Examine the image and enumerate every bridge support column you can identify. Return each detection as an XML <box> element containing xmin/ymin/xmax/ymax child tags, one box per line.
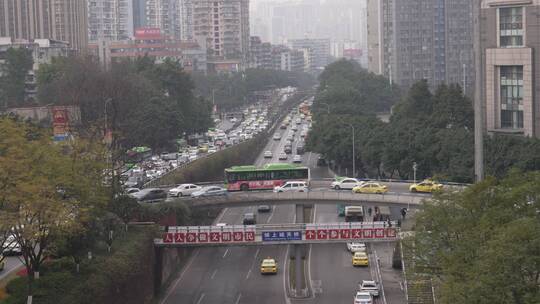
<box><xmin>294</xmin><ymin>204</ymin><xmax>305</xmax><ymax>296</ymax></box>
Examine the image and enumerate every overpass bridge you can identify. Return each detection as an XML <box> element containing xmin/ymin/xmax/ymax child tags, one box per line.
<box><xmin>169</xmin><ymin>190</ymin><xmax>430</xmax><ymax>209</ymax></box>
<box><xmin>156</xmin><ymin>222</ymin><xmax>400</xmax><ymax>247</ymax></box>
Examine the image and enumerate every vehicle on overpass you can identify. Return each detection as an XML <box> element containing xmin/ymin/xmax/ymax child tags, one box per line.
<box><xmin>168</xmin><ymin>184</ymin><xmax>202</xmax><ymax>197</ymax></box>
<box><xmin>352</xmin><ymin>182</ymin><xmax>388</xmax><ymax>194</ymax></box>
<box><xmin>132</xmin><ymin>188</ymin><xmax>167</xmax><ymax>202</ymax></box>
<box><xmin>190</xmin><ymin>186</ymin><xmax>227</xmax><ymax>198</ymax></box>
<box><xmin>373</xmin><ymin>206</ymin><xmax>391</xmax><ymax>221</ymax></box>
<box><xmin>409</xmin><ymin>179</ymin><xmax>443</xmax><ymax>193</ymax></box>
<box><xmin>345</xmin><ymin>206</ymin><xmax>364</xmax><ymax>222</ymax></box>
<box><xmin>260</xmin><ymin>258</ymin><xmax>277</xmax><ymax>274</ymax></box>
<box><xmin>331</xmin><ymin>176</ymin><xmax>364</xmax><ymax>190</ymax></box>
<box><xmin>273</xmin><ymin>181</ymin><xmax>308</xmax><ymax>193</ymax></box>
<box><xmin>224</xmin><ymin>163</ymin><xmax>310</xmax><ymax>191</ymax></box>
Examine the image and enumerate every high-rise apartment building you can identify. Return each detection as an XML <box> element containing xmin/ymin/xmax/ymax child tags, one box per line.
<box><xmin>145</xmin><ymin>0</ymin><xmax>183</xmax><ymax>40</ymax></box>
<box><xmin>0</xmin><ymin>0</ymin><xmax>88</xmax><ymax>50</ymax></box>
<box><xmin>183</xmin><ymin>0</ymin><xmax>250</xmax><ymax>63</ymax></box>
<box><xmin>366</xmin><ymin>0</ymin><xmax>474</xmax><ymax>94</ymax></box>
<box><xmin>479</xmin><ymin>0</ymin><xmax>540</xmax><ymax>137</ymax></box>
<box><xmin>288</xmin><ymin>38</ymin><xmax>330</xmax><ymax>72</ymax></box>
<box><xmin>88</xmin><ymin>0</ymin><xmax>134</xmax><ymax>42</ymax></box>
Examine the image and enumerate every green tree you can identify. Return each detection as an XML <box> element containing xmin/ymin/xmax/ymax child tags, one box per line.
<box><xmin>0</xmin><ymin>118</ymin><xmax>108</xmax><ymax>302</ymax></box>
<box><xmin>414</xmin><ymin>172</ymin><xmax>540</xmax><ymax>303</ymax></box>
<box><xmin>0</xmin><ymin>48</ymin><xmax>33</xmax><ymax>109</ymax></box>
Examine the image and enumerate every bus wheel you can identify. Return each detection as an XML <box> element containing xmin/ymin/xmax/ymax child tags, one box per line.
<box><xmin>240</xmin><ymin>184</ymin><xmax>249</xmax><ymax>191</ymax></box>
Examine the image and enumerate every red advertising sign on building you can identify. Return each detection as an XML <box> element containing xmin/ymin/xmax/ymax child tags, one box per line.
<box><xmin>135</xmin><ymin>27</ymin><xmax>162</xmax><ymax>39</ymax></box>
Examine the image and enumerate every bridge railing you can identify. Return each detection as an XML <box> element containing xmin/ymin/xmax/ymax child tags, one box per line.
<box><xmin>147</xmin><ymin>178</ymin><xmax>470</xmax><ymax>191</ymax></box>
<box><xmin>178</xmin><ymin>190</ymin><xmax>427</xmax><ymax>208</ymax></box>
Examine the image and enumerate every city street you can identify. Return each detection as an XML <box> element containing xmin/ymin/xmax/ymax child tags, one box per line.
<box><xmin>161</xmin><ymin>107</ymin><xmax>407</xmax><ymax>304</ymax></box>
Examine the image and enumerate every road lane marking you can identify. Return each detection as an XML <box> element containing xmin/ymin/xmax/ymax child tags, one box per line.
<box><xmin>246</xmin><ymin>248</ymin><xmax>260</xmax><ymax>280</ymax></box>
<box><xmin>373</xmin><ymin>249</ymin><xmax>388</xmax><ymax>304</ymax></box>
<box><xmin>235</xmin><ymin>293</ymin><xmax>242</xmax><ymax>304</ymax></box>
<box><xmin>160</xmin><ymin>248</ymin><xmax>200</xmax><ymax>304</ymax></box>
<box><xmin>210</xmin><ymin>269</ymin><xmax>218</xmax><ymax>279</ymax></box>
<box><xmin>222</xmin><ymin>248</ymin><xmax>229</xmax><ymax>258</ymax></box>
<box><xmin>266</xmin><ymin>206</ymin><xmax>276</xmax><ymax>223</ymax></box>
<box><xmin>283</xmin><ymin>245</ymin><xmax>292</xmax><ymax>304</ymax></box>
<box><xmin>196</xmin><ymin>293</ymin><xmax>205</xmax><ymax>304</ymax></box>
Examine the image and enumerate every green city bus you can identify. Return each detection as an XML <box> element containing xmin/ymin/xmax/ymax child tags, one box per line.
<box><xmin>224</xmin><ymin>163</ymin><xmax>310</xmax><ymax>191</ymax></box>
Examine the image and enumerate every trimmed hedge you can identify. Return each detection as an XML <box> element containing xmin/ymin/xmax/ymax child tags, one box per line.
<box><xmin>1</xmin><ymin>226</ymin><xmax>157</xmax><ymax>304</ymax></box>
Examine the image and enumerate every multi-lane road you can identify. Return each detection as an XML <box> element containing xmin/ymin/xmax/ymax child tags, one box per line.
<box><xmin>161</xmin><ymin>111</ymin><xmax>407</xmax><ymax>304</ymax></box>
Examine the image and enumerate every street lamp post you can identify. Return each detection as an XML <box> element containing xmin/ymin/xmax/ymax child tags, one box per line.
<box><xmin>347</xmin><ymin>123</ymin><xmax>356</xmax><ymax>177</ymax></box>
<box><xmin>320</xmin><ymin>102</ymin><xmax>330</xmax><ymax>114</ymax></box>
<box><xmin>413</xmin><ymin>162</ymin><xmax>418</xmax><ymax>183</ymax></box>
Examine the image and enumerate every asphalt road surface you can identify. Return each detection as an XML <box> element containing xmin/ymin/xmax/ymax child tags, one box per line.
<box><xmin>0</xmin><ymin>256</ymin><xmax>22</xmax><ymax>281</ymax></box>
<box><xmin>161</xmin><ymin>108</ymin><xmax>407</xmax><ymax>304</ymax></box>
<box><xmin>162</xmin><ymin>110</ymin><xmax>312</xmax><ymax>304</ymax></box>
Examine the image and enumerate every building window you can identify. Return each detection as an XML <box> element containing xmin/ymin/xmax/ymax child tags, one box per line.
<box><xmin>499</xmin><ymin>7</ymin><xmax>523</xmax><ymax>47</ymax></box>
<box><xmin>500</xmin><ymin>65</ymin><xmax>524</xmax><ymax>129</ymax></box>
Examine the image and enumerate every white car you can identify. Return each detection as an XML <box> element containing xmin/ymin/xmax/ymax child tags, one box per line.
<box><xmin>264</xmin><ymin>151</ymin><xmax>273</xmax><ymax>158</ymax></box>
<box><xmin>354</xmin><ymin>291</ymin><xmax>373</xmax><ymax>304</ymax></box>
<box><xmin>331</xmin><ymin>178</ymin><xmax>364</xmax><ymax>190</ymax></box>
<box><xmin>278</xmin><ymin>152</ymin><xmax>288</xmax><ymax>160</ymax></box>
<box><xmin>293</xmin><ymin>155</ymin><xmax>302</xmax><ymax>163</ymax></box>
<box><xmin>359</xmin><ymin>280</ymin><xmax>380</xmax><ymax>297</ymax></box>
<box><xmin>273</xmin><ymin>181</ymin><xmax>308</xmax><ymax>193</ymax></box>
<box><xmin>168</xmin><ymin>184</ymin><xmax>202</xmax><ymax>197</ymax></box>
<box><xmin>273</xmin><ymin>133</ymin><xmax>282</xmax><ymax>140</ymax></box>
<box><xmin>347</xmin><ymin>242</ymin><xmax>367</xmax><ymax>253</ymax></box>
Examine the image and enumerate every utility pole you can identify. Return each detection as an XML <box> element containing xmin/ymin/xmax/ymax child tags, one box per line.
<box><xmin>474</xmin><ymin>0</ymin><xmax>484</xmax><ymax>182</ymax></box>
<box><xmin>347</xmin><ymin>123</ymin><xmax>356</xmax><ymax>177</ymax></box>
<box><xmin>413</xmin><ymin>162</ymin><xmax>417</xmax><ymax>183</ymax></box>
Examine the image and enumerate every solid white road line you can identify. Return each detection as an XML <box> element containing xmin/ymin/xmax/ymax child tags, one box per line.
<box><xmin>235</xmin><ymin>293</ymin><xmax>242</xmax><ymax>304</ymax></box>
<box><xmin>246</xmin><ymin>248</ymin><xmax>261</xmax><ymax>280</ymax></box>
<box><xmin>266</xmin><ymin>205</ymin><xmax>276</xmax><ymax>223</ymax></box>
<box><xmin>282</xmin><ymin>245</ymin><xmax>292</xmax><ymax>304</ymax></box>
<box><xmin>373</xmin><ymin>249</ymin><xmax>388</xmax><ymax>304</ymax></box>
<box><xmin>160</xmin><ymin>248</ymin><xmax>200</xmax><ymax>304</ymax></box>
<box><xmin>196</xmin><ymin>293</ymin><xmax>205</xmax><ymax>304</ymax></box>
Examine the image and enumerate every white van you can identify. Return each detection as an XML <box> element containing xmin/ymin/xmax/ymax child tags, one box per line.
<box><xmin>273</xmin><ymin>181</ymin><xmax>308</xmax><ymax>193</ymax></box>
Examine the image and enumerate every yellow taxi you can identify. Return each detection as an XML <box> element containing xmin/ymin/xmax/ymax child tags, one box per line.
<box><xmin>352</xmin><ymin>252</ymin><xmax>369</xmax><ymax>267</ymax></box>
<box><xmin>352</xmin><ymin>182</ymin><xmax>388</xmax><ymax>194</ymax></box>
<box><xmin>409</xmin><ymin>179</ymin><xmax>443</xmax><ymax>193</ymax></box>
<box><xmin>260</xmin><ymin>258</ymin><xmax>277</xmax><ymax>274</ymax></box>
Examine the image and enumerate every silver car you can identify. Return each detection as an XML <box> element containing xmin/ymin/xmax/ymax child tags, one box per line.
<box><xmin>191</xmin><ymin>186</ymin><xmax>228</xmax><ymax>198</ymax></box>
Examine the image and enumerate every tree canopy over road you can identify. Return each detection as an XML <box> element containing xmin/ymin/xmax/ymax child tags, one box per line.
<box><xmin>308</xmin><ymin>59</ymin><xmax>540</xmax><ymax>182</ymax></box>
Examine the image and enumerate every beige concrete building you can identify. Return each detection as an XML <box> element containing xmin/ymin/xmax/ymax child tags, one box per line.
<box><xmin>183</xmin><ymin>0</ymin><xmax>250</xmax><ymax>65</ymax></box>
<box><xmin>480</xmin><ymin>0</ymin><xmax>540</xmax><ymax>137</ymax></box>
<box><xmin>0</xmin><ymin>0</ymin><xmax>88</xmax><ymax>51</ymax></box>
